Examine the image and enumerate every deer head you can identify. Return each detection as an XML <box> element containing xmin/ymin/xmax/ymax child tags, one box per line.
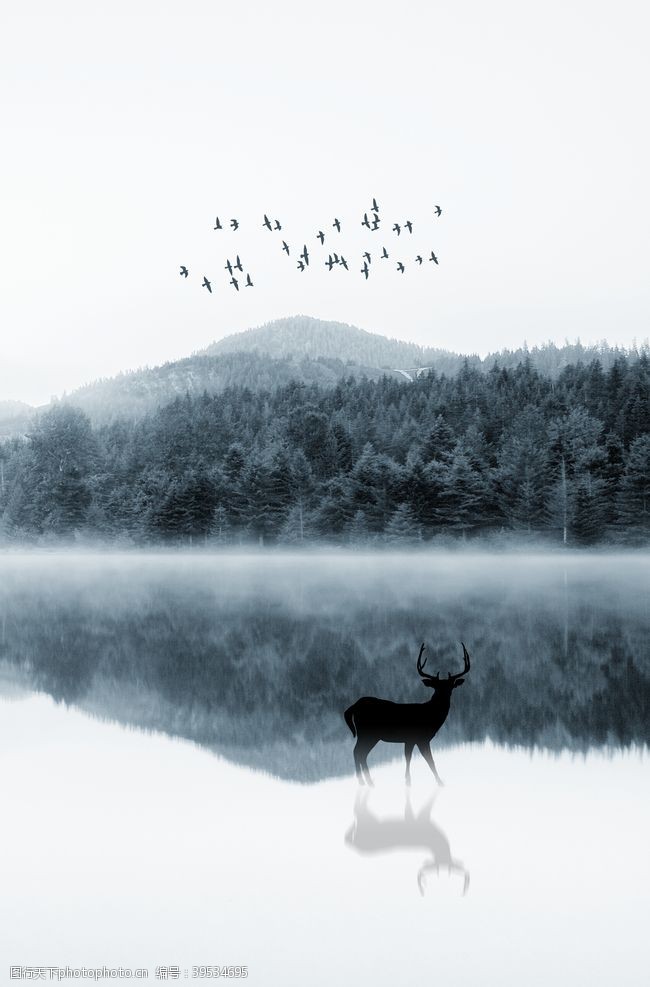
<box><xmin>417</xmin><ymin>642</ymin><xmax>471</xmax><ymax>693</ymax></box>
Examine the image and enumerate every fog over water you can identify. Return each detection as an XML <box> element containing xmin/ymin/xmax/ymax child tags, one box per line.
<box><xmin>1</xmin><ymin>552</ymin><xmax>647</xmax><ymax>780</ymax></box>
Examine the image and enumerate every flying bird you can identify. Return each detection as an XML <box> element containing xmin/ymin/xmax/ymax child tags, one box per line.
<box><xmin>381</xmin><ymin>246</ymin><xmax>389</xmax><ymax>259</ymax></box>
<box><xmin>361</xmin><ymin>262</ymin><xmax>370</xmax><ymax>280</ymax></box>
<box><xmin>245</xmin><ymin>274</ymin><xmax>254</xmax><ymax>287</ymax></box>
<box><xmin>372</xmin><ymin>198</ymin><xmax>379</xmax><ymax>212</ymax></box>
<box><xmin>300</xmin><ymin>245</ymin><xmax>310</xmax><ymax>266</ymax></box>
<box><xmin>274</xmin><ymin>219</ymin><xmax>282</xmax><ymax>231</ymax></box>
<box><xmin>230</xmin><ymin>277</ymin><xmax>239</xmax><ymax>291</ymax></box>
<box><xmin>230</xmin><ymin>219</ymin><xmax>239</xmax><ymax>230</ymax></box>
<box><xmin>340</xmin><ymin>255</ymin><xmax>348</xmax><ymax>270</ymax></box>
<box><xmin>415</xmin><ymin>255</ymin><xmax>423</xmax><ymax>265</ymax></box>
<box><xmin>297</xmin><ymin>260</ymin><xmax>305</xmax><ymax>272</ymax></box>
<box><xmin>434</xmin><ymin>205</ymin><xmax>442</xmax><ymax>217</ymax></box>
<box><xmin>282</xmin><ymin>240</ymin><xmax>290</xmax><ymax>255</ymax></box>
<box><xmin>333</xmin><ymin>218</ymin><xmax>341</xmax><ymax>232</ymax></box>
<box><xmin>317</xmin><ymin>230</ymin><xmax>325</xmax><ymax>245</ymax></box>
<box><xmin>371</xmin><ymin>213</ymin><xmax>380</xmax><ymax>230</ymax></box>
<box><xmin>404</xmin><ymin>220</ymin><xmax>413</xmax><ymax>233</ymax></box>
<box><xmin>332</xmin><ymin>252</ymin><xmax>340</xmax><ymax>264</ymax></box>
<box><xmin>361</xmin><ymin>213</ymin><xmax>371</xmax><ymax>229</ymax></box>
<box><xmin>213</xmin><ymin>217</ymin><xmax>222</xmax><ymax>230</ymax></box>
<box><xmin>202</xmin><ymin>277</ymin><xmax>212</xmax><ymax>293</ymax></box>
<box><xmin>393</xmin><ymin>223</ymin><xmax>401</xmax><ymax>236</ymax></box>
<box><xmin>225</xmin><ymin>259</ymin><xmax>233</xmax><ymax>275</ymax></box>
<box><xmin>263</xmin><ymin>214</ymin><xmax>273</xmax><ymax>230</ymax></box>
<box><xmin>363</xmin><ymin>252</ymin><xmax>371</xmax><ymax>265</ymax></box>
<box><xmin>397</xmin><ymin>262</ymin><xmax>405</xmax><ymax>274</ymax></box>
<box><xmin>429</xmin><ymin>251</ymin><xmax>439</xmax><ymax>264</ymax></box>
<box><xmin>180</xmin><ymin>265</ymin><xmax>189</xmax><ymax>277</ymax></box>
<box><xmin>326</xmin><ymin>255</ymin><xmax>335</xmax><ymax>271</ymax></box>
<box><xmin>234</xmin><ymin>255</ymin><xmax>243</xmax><ymax>272</ymax></box>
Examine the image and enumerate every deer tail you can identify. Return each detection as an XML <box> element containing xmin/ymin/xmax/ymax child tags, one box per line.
<box><xmin>344</xmin><ymin>704</ymin><xmax>357</xmax><ymax>737</ymax></box>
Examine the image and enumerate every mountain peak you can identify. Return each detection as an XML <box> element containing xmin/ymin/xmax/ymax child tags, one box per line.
<box><xmin>204</xmin><ymin>315</ymin><xmax>446</xmax><ymax>368</ymax></box>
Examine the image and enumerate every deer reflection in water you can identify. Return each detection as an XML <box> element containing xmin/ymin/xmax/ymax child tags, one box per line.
<box><xmin>345</xmin><ymin>789</ymin><xmax>470</xmax><ymax>896</ymax></box>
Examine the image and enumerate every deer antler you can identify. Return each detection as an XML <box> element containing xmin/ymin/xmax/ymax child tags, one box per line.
<box><xmin>417</xmin><ymin>642</ymin><xmax>441</xmax><ymax>685</ymax></box>
<box><xmin>447</xmin><ymin>642</ymin><xmax>471</xmax><ymax>681</ymax></box>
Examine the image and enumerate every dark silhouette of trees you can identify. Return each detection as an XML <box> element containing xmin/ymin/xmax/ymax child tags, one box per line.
<box><xmin>0</xmin><ymin>351</ymin><xmax>648</xmax><ymax>544</ymax></box>
<box><xmin>616</xmin><ymin>434</ymin><xmax>650</xmax><ymax>540</ymax></box>
<box><xmin>7</xmin><ymin>405</ymin><xmax>96</xmax><ymax>538</ymax></box>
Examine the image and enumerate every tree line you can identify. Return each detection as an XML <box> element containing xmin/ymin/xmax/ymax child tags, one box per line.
<box><xmin>1</xmin><ymin>353</ymin><xmax>649</xmax><ymax>545</ymax></box>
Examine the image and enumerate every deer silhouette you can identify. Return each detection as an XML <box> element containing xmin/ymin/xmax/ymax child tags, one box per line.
<box><xmin>345</xmin><ymin>789</ymin><xmax>469</xmax><ymax>896</ymax></box>
<box><xmin>344</xmin><ymin>642</ymin><xmax>470</xmax><ymax>786</ymax></box>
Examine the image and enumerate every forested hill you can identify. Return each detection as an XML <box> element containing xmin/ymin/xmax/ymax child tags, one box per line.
<box><xmin>57</xmin><ymin>350</ymin><xmax>388</xmax><ymax>424</ymax></box>
<box><xmin>0</xmin><ymin>401</ymin><xmax>32</xmax><ymax>440</ymax></box>
<box><xmin>20</xmin><ymin>317</ymin><xmax>643</xmax><ymax>429</ymax></box>
<box><xmin>1</xmin><ymin>352</ymin><xmax>649</xmax><ymax>546</ymax></box>
<box><xmin>204</xmin><ymin>315</ymin><xmax>464</xmax><ymax>370</ymax></box>
<box><xmin>52</xmin><ymin>317</ymin><xmax>468</xmax><ymax>424</ymax></box>
<box><xmin>205</xmin><ymin>315</ymin><xmax>642</xmax><ymax>378</ymax></box>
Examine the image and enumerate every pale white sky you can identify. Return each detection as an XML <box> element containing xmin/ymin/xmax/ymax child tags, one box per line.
<box><xmin>1</xmin><ymin>0</ymin><xmax>649</xmax><ymax>405</ymax></box>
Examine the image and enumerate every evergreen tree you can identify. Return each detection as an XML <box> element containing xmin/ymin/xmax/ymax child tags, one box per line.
<box><xmin>331</xmin><ymin>422</ymin><xmax>353</xmax><ymax>472</ymax></box>
<box><xmin>314</xmin><ymin>476</ymin><xmax>354</xmax><ymax>538</ymax></box>
<box><xmin>278</xmin><ymin>503</ymin><xmax>316</xmax><ymax>544</ymax></box>
<box><xmin>572</xmin><ymin>475</ymin><xmax>609</xmax><ymax>544</ymax></box>
<box><xmin>495</xmin><ymin>407</ymin><xmax>549</xmax><ymax>530</ymax></box>
<box><xmin>348</xmin><ymin>443</ymin><xmax>401</xmax><ymax>532</ymax></box>
<box><xmin>17</xmin><ymin>405</ymin><xmax>96</xmax><ymax>537</ymax></box>
<box><xmin>616</xmin><ymin>435</ymin><xmax>650</xmax><ymax>539</ymax></box>
<box><xmin>384</xmin><ymin>503</ymin><xmax>421</xmax><ymax>543</ymax></box>
<box><xmin>546</xmin><ymin>408</ymin><xmax>608</xmax><ymax>543</ymax></box>
<box><xmin>348</xmin><ymin>509</ymin><xmax>371</xmax><ymax>544</ymax></box>
<box><xmin>435</xmin><ymin>445</ymin><xmax>488</xmax><ymax>535</ymax></box>
<box><xmin>211</xmin><ymin>503</ymin><xmax>231</xmax><ymax>544</ymax></box>
<box><xmin>420</xmin><ymin>415</ymin><xmax>455</xmax><ymax>462</ymax></box>
<box><xmin>546</xmin><ymin>458</ymin><xmax>574</xmax><ymax>546</ymax></box>
<box><xmin>150</xmin><ymin>471</ymin><xmax>216</xmax><ymax>541</ymax></box>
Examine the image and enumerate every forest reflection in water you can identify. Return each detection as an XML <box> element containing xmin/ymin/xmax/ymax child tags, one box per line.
<box><xmin>0</xmin><ymin>551</ymin><xmax>648</xmax><ymax>781</ymax></box>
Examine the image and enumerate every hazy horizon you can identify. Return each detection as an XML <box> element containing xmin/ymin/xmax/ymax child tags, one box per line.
<box><xmin>2</xmin><ymin>313</ymin><xmax>646</xmax><ymax>411</ymax></box>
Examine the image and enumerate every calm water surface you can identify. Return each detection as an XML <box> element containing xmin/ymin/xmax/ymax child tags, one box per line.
<box><xmin>0</xmin><ymin>552</ymin><xmax>648</xmax><ymax>985</ymax></box>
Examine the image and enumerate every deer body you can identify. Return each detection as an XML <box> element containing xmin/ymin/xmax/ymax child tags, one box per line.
<box><xmin>345</xmin><ymin>693</ymin><xmax>453</xmax><ymax>744</ymax></box>
<box><xmin>344</xmin><ymin>643</ymin><xmax>470</xmax><ymax>786</ymax></box>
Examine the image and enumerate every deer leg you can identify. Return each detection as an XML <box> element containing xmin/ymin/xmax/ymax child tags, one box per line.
<box><xmin>417</xmin><ymin>742</ymin><xmax>444</xmax><ymax>786</ymax></box>
<box><xmin>356</xmin><ymin>737</ymin><xmax>378</xmax><ymax>787</ymax></box>
<box><xmin>353</xmin><ymin>740</ymin><xmax>366</xmax><ymax>785</ymax></box>
<box><xmin>404</xmin><ymin>742</ymin><xmax>414</xmax><ymax>786</ymax></box>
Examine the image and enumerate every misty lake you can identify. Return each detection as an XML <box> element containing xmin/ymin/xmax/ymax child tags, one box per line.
<box><xmin>1</xmin><ymin>552</ymin><xmax>648</xmax><ymax>985</ymax></box>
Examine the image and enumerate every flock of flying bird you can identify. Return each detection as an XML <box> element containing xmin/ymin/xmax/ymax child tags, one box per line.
<box><xmin>179</xmin><ymin>199</ymin><xmax>443</xmax><ymax>293</ymax></box>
